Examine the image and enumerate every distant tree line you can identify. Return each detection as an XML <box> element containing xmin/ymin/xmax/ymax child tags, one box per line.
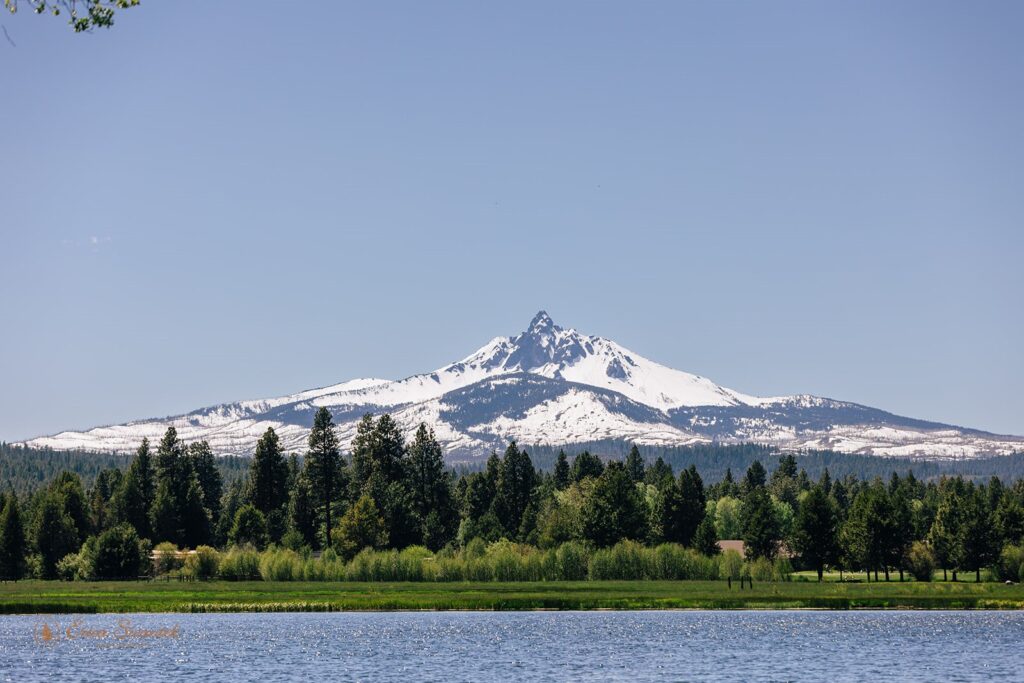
<box><xmin>1</xmin><ymin>414</ymin><xmax>1023</xmax><ymax>583</ymax></box>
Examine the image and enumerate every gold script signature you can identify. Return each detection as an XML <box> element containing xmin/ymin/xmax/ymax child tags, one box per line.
<box><xmin>34</xmin><ymin>618</ymin><xmax>181</xmax><ymax>644</ymax></box>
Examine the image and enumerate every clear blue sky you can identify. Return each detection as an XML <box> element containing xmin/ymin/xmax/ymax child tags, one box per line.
<box><xmin>2</xmin><ymin>1</ymin><xmax>1021</xmax><ymax>441</ymax></box>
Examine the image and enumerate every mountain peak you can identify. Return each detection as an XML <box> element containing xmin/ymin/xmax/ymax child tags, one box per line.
<box><xmin>527</xmin><ymin>310</ymin><xmax>558</xmax><ymax>335</ymax></box>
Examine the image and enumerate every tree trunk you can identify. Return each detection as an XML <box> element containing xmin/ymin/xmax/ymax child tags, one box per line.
<box><xmin>976</xmin><ymin>568</ymin><xmax>981</xmax><ymax>583</ymax></box>
<box><xmin>943</xmin><ymin>567</ymin><xmax>947</xmax><ymax>581</ymax></box>
<box><xmin>874</xmin><ymin>569</ymin><xmax>879</xmax><ymax>582</ymax></box>
<box><xmin>952</xmin><ymin>570</ymin><xmax>957</xmax><ymax>582</ymax></box>
<box><xmin>818</xmin><ymin>567</ymin><xmax>823</xmax><ymax>582</ymax></box>
<box><xmin>899</xmin><ymin>568</ymin><xmax>904</xmax><ymax>582</ymax></box>
<box><xmin>884</xmin><ymin>566</ymin><xmax>890</xmax><ymax>582</ymax></box>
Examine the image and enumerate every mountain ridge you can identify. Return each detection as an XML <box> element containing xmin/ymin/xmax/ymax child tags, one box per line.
<box><xmin>19</xmin><ymin>311</ymin><xmax>1024</xmax><ymax>460</ymax></box>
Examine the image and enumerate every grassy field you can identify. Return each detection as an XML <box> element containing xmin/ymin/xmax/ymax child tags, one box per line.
<box><xmin>2</xmin><ymin>579</ymin><xmax>1024</xmax><ymax>614</ymax></box>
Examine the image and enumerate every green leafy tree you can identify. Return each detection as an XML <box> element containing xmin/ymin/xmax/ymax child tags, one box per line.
<box><xmin>332</xmin><ymin>494</ymin><xmax>388</xmax><ymax>561</ymax></box>
<box><xmin>713</xmin><ymin>496</ymin><xmax>742</xmax><ymax>539</ymax></box>
<box><xmin>793</xmin><ymin>485</ymin><xmax>840</xmax><ymax>581</ymax></box>
<box><xmin>305</xmin><ymin>407</ymin><xmax>342</xmax><ymax>545</ymax></box>
<box><xmin>582</xmin><ymin>461</ymin><xmax>648</xmax><ymax>547</ymax></box>
<box><xmin>229</xmin><ymin>504</ymin><xmax>269</xmax><ymax>549</ymax></box>
<box><xmin>91</xmin><ymin>523</ymin><xmax>146</xmax><ymax>579</ymax></box>
<box><xmin>0</xmin><ymin>495</ymin><xmax>28</xmax><ymax>580</ymax></box>
<box><xmin>4</xmin><ymin>0</ymin><xmax>140</xmax><ymax>33</ymax></box>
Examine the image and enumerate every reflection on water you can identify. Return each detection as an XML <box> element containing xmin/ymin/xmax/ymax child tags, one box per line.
<box><xmin>1</xmin><ymin>610</ymin><xmax>1021</xmax><ymax>682</ymax></box>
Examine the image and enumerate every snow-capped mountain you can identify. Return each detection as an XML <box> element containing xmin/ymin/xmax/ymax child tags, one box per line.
<box><xmin>20</xmin><ymin>312</ymin><xmax>1024</xmax><ymax>460</ymax></box>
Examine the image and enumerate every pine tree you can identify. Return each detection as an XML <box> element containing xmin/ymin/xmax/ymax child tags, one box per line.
<box><xmin>332</xmin><ymin>494</ymin><xmax>388</xmax><ymax>561</ymax></box>
<box><xmin>155</xmin><ymin>427</ymin><xmax>185</xmax><ymax>484</ymax></box>
<box><xmin>740</xmin><ymin>487</ymin><xmax>780</xmax><ymax>560</ymax></box>
<box><xmin>571</xmin><ymin>451</ymin><xmax>604</xmax><ymax>483</ymax></box>
<box><xmin>553</xmin><ymin>450</ymin><xmax>570</xmax><ymax>490</ymax></box>
<box><xmin>693</xmin><ymin>515</ymin><xmax>720</xmax><ymax>557</ymax></box>
<box><xmin>793</xmin><ymin>485</ymin><xmax>840</xmax><ymax>581</ymax></box>
<box><xmin>305</xmin><ymin>407</ymin><xmax>342</xmax><ymax>545</ymax></box>
<box><xmin>929</xmin><ymin>479</ymin><xmax>966</xmax><ymax>581</ymax></box>
<box><xmin>350</xmin><ymin>413</ymin><xmax>417</xmax><ymax>548</ymax></box>
<box><xmin>664</xmin><ymin>465</ymin><xmax>706</xmax><ymax>547</ymax></box>
<box><xmin>995</xmin><ymin>492</ymin><xmax>1024</xmax><ymax>546</ymax></box>
<box><xmin>0</xmin><ymin>494</ymin><xmax>28</xmax><ymax>580</ymax></box>
<box><xmin>492</xmin><ymin>441</ymin><xmax>537</xmax><ymax>538</ymax></box>
<box><xmin>625</xmin><ymin>445</ymin><xmax>645</xmax><ymax>483</ymax></box>
<box><xmin>133</xmin><ymin>437</ymin><xmax>155</xmax><ymax>514</ymax></box>
<box><xmin>743</xmin><ymin>461</ymin><xmax>767</xmax><ymax>494</ymax></box>
<box><xmin>288</xmin><ymin>471</ymin><xmax>319</xmax><ymax>549</ymax></box>
<box><xmin>33</xmin><ymin>493</ymin><xmax>80</xmax><ymax>578</ymax></box>
<box><xmin>582</xmin><ymin>461</ymin><xmax>648</xmax><ymax>547</ymax></box>
<box><xmin>50</xmin><ymin>471</ymin><xmax>91</xmax><ymax>544</ymax></box>
<box><xmin>216</xmin><ymin>478</ymin><xmax>244</xmax><ymax>547</ymax></box>
<box><xmin>644</xmin><ymin>457</ymin><xmax>674</xmax><ymax>487</ymax></box>
<box><xmin>181</xmin><ymin>475</ymin><xmax>212</xmax><ymax>548</ymax></box>
<box><xmin>959</xmin><ymin>485</ymin><xmax>996</xmax><ymax>582</ymax></box>
<box><xmin>111</xmin><ymin>466</ymin><xmax>149</xmax><ymax>539</ymax></box>
<box><xmin>150</xmin><ymin>480</ymin><xmax>181</xmax><ymax>545</ymax></box>
<box><xmin>187</xmin><ymin>441</ymin><xmax>223</xmax><ymax>522</ymax></box>
<box><xmin>248</xmin><ymin>427</ymin><xmax>290</xmax><ymax>515</ymax></box>
<box><xmin>407</xmin><ymin>424</ymin><xmax>458</xmax><ymax>550</ymax></box>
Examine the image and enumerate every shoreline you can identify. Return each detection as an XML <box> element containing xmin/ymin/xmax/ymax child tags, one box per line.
<box><xmin>3</xmin><ymin>579</ymin><xmax>1023</xmax><ymax>614</ymax></box>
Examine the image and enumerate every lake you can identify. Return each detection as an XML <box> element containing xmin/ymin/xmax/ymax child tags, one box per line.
<box><xmin>1</xmin><ymin>610</ymin><xmax>1020</xmax><ymax>681</ymax></box>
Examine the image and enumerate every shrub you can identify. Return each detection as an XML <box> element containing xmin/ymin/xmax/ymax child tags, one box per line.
<box><xmin>718</xmin><ymin>549</ymin><xmax>744</xmax><ymax>580</ymax></box>
<box><xmin>464</xmin><ymin>537</ymin><xmax>487</xmax><ymax>559</ymax></box>
<box><xmin>332</xmin><ymin>495</ymin><xmax>389</xmax><ymax>561</ymax></box>
<box><xmin>184</xmin><ymin>545</ymin><xmax>220</xmax><ymax>580</ymax></box>
<box><xmin>259</xmin><ymin>547</ymin><xmax>302</xmax><ymax>581</ymax></box>
<box><xmin>993</xmin><ymin>545</ymin><xmax>1024</xmax><ymax>582</ymax></box>
<box><xmin>588</xmin><ymin>540</ymin><xmax>651</xmax><ymax>580</ymax></box>
<box><xmin>557</xmin><ymin>541</ymin><xmax>590</xmax><ymax>581</ymax></box>
<box><xmin>153</xmin><ymin>541</ymin><xmax>182</xmax><ymax>576</ymax></box>
<box><xmin>907</xmin><ymin>541</ymin><xmax>937</xmax><ymax>582</ymax></box>
<box><xmin>230</xmin><ymin>505</ymin><xmax>269</xmax><ymax>550</ymax></box>
<box><xmin>218</xmin><ymin>545</ymin><xmax>261</xmax><ymax>580</ymax></box>
<box><xmin>56</xmin><ymin>551</ymin><xmax>87</xmax><ymax>581</ymax></box>
<box><xmin>280</xmin><ymin>529</ymin><xmax>307</xmax><ymax>552</ymax></box>
<box><xmin>749</xmin><ymin>557</ymin><xmax>776</xmax><ymax>582</ymax></box>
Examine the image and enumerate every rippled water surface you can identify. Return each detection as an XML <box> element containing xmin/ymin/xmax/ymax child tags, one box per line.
<box><xmin>1</xmin><ymin>610</ymin><xmax>1021</xmax><ymax>682</ymax></box>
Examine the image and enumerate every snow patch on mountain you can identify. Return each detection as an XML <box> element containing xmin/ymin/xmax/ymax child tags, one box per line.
<box><xmin>19</xmin><ymin>311</ymin><xmax>1024</xmax><ymax>460</ymax></box>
